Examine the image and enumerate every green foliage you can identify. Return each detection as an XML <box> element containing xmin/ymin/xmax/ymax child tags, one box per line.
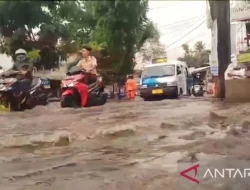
<box><xmin>0</xmin><ymin>0</ymin><xmax>158</xmax><ymax>74</ymax></box>
<box><xmin>177</xmin><ymin>41</ymin><xmax>210</xmax><ymax>68</ymax></box>
<box><xmin>138</xmin><ymin>26</ymin><xmax>167</xmax><ymax>63</ymax></box>
<box><xmin>85</xmin><ymin>0</ymin><xmax>158</xmax><ymax>75</ymax></box>
<box><xmin>0</xmin><ymin>1</ymin><xmax>91</xmax><ymax>69</ymax></box>
<box><xmin>27</xmin><ymin>49</ymin><xmax>40</xmax><ymax>64</ymax></box>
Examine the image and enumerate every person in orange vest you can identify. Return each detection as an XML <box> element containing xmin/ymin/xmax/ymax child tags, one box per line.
<box><xmin>126</xmin><ymin>74</ymin><xmax>137</xmax><ymax>100</ymax></box>
<box><xmin>212</xmin><ymin>80</ymin><xmax>216</xmax><ymax>97</ymax></box>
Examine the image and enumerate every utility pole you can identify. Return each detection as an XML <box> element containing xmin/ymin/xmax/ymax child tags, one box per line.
<box><xmin>216</xmin><ymin>0</ymin><xmax>231</xmax><ymax>99</ymax></box>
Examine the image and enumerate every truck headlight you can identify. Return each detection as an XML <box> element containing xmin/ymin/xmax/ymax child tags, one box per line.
<box><xmin>168</xmin><ymin>81</ymin><xmax>177</xmax><ymax>86</ymax></box>
<box><xmin>140</xmin><ymin>84</ymin><xmax>147</xmax><ymax>89</ymax></box>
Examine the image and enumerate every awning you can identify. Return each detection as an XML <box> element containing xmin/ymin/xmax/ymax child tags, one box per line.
<box><xmin>190</xmin><ymin>66</ymin><xmax>210</xmax><ymax>74</ymax></box>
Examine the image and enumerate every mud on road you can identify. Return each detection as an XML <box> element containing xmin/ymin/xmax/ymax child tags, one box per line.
<box><xmin>0</xmin><ymin>97</ymin><xmax>250</xmax><ymax>190</ymax></box>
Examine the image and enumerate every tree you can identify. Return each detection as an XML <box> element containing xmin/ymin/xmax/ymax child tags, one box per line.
<box><xmin>194</xmin><ymin>41</ymin><xmax>205</xmax><ymax>52</ymax></box>
<box><xmin>137</xmin><ymin>26</ymin><xmax>167</xmax><ymax>63</ymax></box>
<box><xmin>177</xmin><ymin>41</ymin><xmax>210</xmax><ymax>68</ymax></box>
<box><xmin>85</xmin><ymin>0</ymin><xmax>158</xmax><ymax>75</ymax></box>
<box><xmin>0</xmin><ymin>1</ymin><xmax>93</xmax><ymax>69</ymax></box>
<box><xmin>0</xmin><ymin>1</ymin><xmax>158</xmax><ymax>75</ymax></box>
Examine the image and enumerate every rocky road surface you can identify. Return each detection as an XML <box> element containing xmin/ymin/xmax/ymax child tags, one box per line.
<box><xmin>0</xmin><ymin>97</ymin><xmax>250</xmax><ymax>190</ymax></box>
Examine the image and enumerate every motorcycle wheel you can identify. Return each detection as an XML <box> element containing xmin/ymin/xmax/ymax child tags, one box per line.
<box><xmin>192</xmin><ymin>90</ymin><xmax>203</xmax><ymax>97</ymax></box>
<box><xmin>61</xmin><ymin>94</ymin><xmax>80</xmax><ymax>108</ymax></box>
<box><xmin>61</xmin><ymin>95</ymin><xmax>69</xmax><ymax>108</ymax></box>
<box><xmin>24</xmin><ymin>97</ymin><xmax>35</xmax><ymax>109</ymax></box>
<box><xmin>101</xmin><ymin>92</ymin><xmax>108</xmax><ymax>105</ymax></box>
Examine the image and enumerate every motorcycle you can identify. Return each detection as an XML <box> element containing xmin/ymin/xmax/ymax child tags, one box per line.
<box><xmin>60</xmin><ymin>66</ymin><xmax>107</xmax><ymax>108</ymax></box>
<box><xmin>192</xmin><ymin>83</ymin><xmax>204</xmax><ymax>97</ymax></box>
<box><xmin>0</xmin><ymin>70</ymin><xmax>49</xmax><ymax>111</ymax></box>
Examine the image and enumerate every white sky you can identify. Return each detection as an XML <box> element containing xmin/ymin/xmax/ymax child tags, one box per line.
<box><xmin>0</xmin><ymin>1</ymin><xmax>211</xmax><ymax>69</ymax></box>
<box><xmin>148</xmin><ymin>0</ymin><xmax>210</xmax><ymax>59</ymax></box>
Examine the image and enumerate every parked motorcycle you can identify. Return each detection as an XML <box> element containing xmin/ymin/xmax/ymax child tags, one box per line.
<box><xmin>0</xmin><ymin>71</ymin><xmax>49</xmax><ymax>111</ymax></box>
<box><xmin>60</xmin><ymin>66</ymin><xmax>107</xmax><ymax>108</ymax></box>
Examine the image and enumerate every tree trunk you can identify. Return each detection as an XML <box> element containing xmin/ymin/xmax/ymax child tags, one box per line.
<box><xmin>216</xmin><ymin>0</ymin><xmax>231</xmax><ymax>99</ymax></box>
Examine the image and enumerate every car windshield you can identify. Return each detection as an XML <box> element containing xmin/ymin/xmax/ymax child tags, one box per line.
<box><xmin>141</xmin><ymin>65</ymin><xmax>175</xmax><ymax>78</ymax></box>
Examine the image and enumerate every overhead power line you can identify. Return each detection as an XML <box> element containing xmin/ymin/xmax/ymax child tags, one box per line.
<box><xmin>166</xmin><ymin>19</ymin><xmax>206</xmax><ymax>49</ymax></box>
<box><xmin>160</xmin><ymin>17</ymin><xmax>206</xmax><ymax>32</ymax></box>
<box><xmin>158</xmin><ymin>14</ymin><xmax>205</xmax><ymax>29</ymax></box>
<box><xmin>160</xmin><ymin>19</ymin><xmax>204</xmax><ymax>38</ymax></box>
<box><xmin>161</xmin><ymin>18</ymin><xmax>205</xmax><ymax>36</ymax></box>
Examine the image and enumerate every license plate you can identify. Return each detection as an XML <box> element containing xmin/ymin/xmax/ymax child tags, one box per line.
<box><xmin>41</xmin><ymin>79</ymin><xmax>51</xmax><ymax>89</ymax></box>
<box><xmin>43</xmin><ymin>85</ymin><xmax>51</xmax><ymax>89</ymax></box>
<box><xmin>152</xmin><ymin>89</ymin><xmax>163</xmax><ymax>94</ymax></box>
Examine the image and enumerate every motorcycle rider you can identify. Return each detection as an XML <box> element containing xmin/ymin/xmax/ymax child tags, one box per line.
<box><xmin>12</xmin><ymin>49</ymin><xmax>33</xmax><ymax>94</ymax></box>
<box><xmin>77</xmin><ymin>46</ymin><xmax>98</xmax><ymax>84</ymax></box>
<box><xmin>76</xmin><ymin>46</ymin><xmax>98</xmax><ymax>85</ymax></box>
<box><xmin>193</xmin><ymin>72</ymin><xmax>203</xmax><ymax>85</ymax></box>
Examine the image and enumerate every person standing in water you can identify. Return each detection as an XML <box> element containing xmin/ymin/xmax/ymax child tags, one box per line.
<box><xmin>126</xmin><ymin>74</ymin><xmax>137</xmax><ymax>100</ymax></box>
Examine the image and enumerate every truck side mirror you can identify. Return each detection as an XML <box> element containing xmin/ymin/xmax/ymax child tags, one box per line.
<box><xmin>177</xmin><ymin>70</ymin><xmax>181</xmax><ymax>75</ymax></box>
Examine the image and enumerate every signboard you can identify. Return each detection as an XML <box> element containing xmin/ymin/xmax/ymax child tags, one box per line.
<box><xmin>210</xmin><ymin>66</ymin><xmax>218</xmax><ymax>76</ymax></box>
<box><xmin>238</xmin><ymin>52</ymin><xmax>250</xmax><ymax>63</ymax></box>
<box><xmin>152</xmin><ymin>57</ymin><xmax>167</xmax><ymax>64</ymax></box>
<box><xmin>210</xmin><ymin>59</ymin><xmax>219</xmax><ymax>76</ymax></box>
<box><xmin>231</xmin><ymin>4</ymin><xmax>250</xmax><ymax>21</ymax></box>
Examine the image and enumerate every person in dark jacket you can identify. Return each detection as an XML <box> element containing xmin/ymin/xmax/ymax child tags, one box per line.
<box><xmin>12</xmin><ymin>49</ymin><xmax>33</xmax><ymax>93</ymax></box>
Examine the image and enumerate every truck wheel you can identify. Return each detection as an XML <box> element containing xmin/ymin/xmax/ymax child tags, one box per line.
<box><xmin>173</xmin><ymin>89</ymin><xmax>179</xmax><ymax>99</ymax></box>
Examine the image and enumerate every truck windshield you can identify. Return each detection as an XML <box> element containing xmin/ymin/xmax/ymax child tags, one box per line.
<box><xmin>141</xmin><ymin>65</ymin><xmax>175</xmax><ymax>78</ymax></box>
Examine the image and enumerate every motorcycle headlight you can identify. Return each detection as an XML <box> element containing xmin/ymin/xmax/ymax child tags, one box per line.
<box><xmin>140</xmin><ymin>84</ymin><xmax>147</xmax><ymax>89</ymax></box>
<box><xmin>168</xmin><ymin>81</ymin><xmax>177</xmax><ymax>86</ymax></box>
<box><xmin>7</xmin><ymin>86</ymin><xmax>13</xmax><ymax>90</ymax></box>
<box><xmin>67</xmin><ymin>83</ymin><xmax>74</xmax><ymax>87</ymax></box>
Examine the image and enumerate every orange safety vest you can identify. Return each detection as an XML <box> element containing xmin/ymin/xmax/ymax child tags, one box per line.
<box><xmin>126</xmin><ymin>79</ymin><xmax>136</xmax><ymax>91</ymax></box>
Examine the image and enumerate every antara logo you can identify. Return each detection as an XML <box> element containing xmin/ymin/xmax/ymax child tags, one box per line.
<box><xmin>180</xmin><ymin>164</ymin><xmax>200</xmax><ymax>184</ymax></box>
<box><xmin>180</xmin><ymin>164</ymin><xmax>250</xmax><ymax>184</ymax></box>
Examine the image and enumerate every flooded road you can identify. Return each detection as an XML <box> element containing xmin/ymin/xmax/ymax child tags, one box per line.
<box><xmin>1</xmin><ymin>97</ymin><xmax>250</xmax><ymax>190</ymax></box>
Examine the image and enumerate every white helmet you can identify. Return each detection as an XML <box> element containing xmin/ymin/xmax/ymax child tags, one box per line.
<box><xmin>15</xmin><ymin>49</ymin><xmax>27</xmax><ymax>55</ymax></box>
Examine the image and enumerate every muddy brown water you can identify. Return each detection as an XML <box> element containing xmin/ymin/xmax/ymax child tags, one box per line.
<box><xmin>0</xmin><ymin>97</ymin><xmax>248</xmax><ymax>190</ymax></box>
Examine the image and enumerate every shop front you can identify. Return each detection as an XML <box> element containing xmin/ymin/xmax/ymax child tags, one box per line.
<box><xmin>225</xmin><ymin>2</ymin><xmax>250</xmax><ymax>101</ymax></box>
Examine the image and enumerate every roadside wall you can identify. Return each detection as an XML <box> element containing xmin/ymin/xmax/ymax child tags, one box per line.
<box><xmin>225</xmin><ymin>79</ymin><xmax>250</xmax><ymax>102</ymax></box>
